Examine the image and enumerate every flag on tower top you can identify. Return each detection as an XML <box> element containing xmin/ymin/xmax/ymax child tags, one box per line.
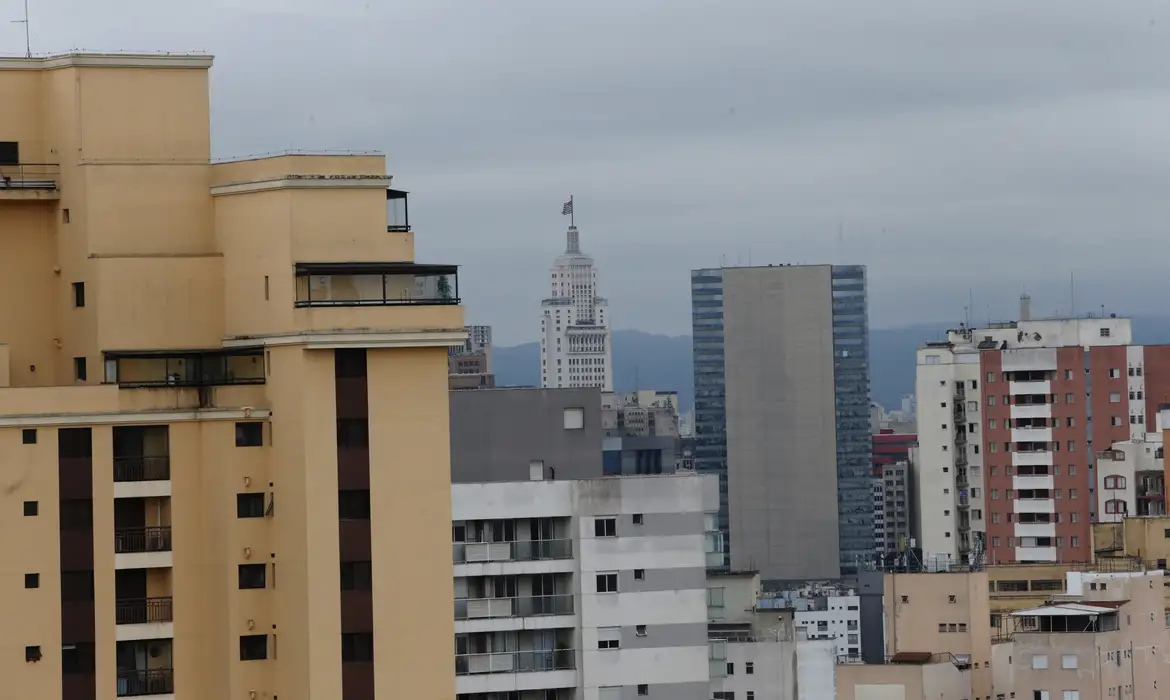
<box><xmin>562</xmin><ymin>199</ymin><xmax>573</xmax><ymax>216</ymax></box>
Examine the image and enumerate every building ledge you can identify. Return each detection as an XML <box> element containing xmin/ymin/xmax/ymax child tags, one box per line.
<box><xmin>0</xmin><ymin>52</ymin><xmax>212</xmax><ymax>70</ymax></box>
<box><xmin>223</xmin><ymin>328</ymin><xmax>467</xmax><ymax>349</ymax></box>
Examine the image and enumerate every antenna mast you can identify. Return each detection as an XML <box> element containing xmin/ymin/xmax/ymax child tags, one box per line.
<box><xmin>11</xmin><ymin>0</ymin><xmax>30</xmax><ymax>57</ymax></box>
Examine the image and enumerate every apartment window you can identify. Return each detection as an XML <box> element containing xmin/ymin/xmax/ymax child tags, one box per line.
<box><xmin>988</xmin><ymin>396</ymin><xmax>997</xmax><ymax>406</ymax></box>
<box><xmin>634</xmin><ymin>569</ymin><xmax>645</xmax><ymax>580</ymax></box>
<box><xmin>24</xmin><ymin>573</ymin><xmax>38</xmax><ymax>589</ymax></box>
<box><xmin>746</xmin><ymin>661</ymin><xmax>754</xmax><ymax>674</ymax></box>
<box><xmin>636</xmin><ymin>625</ymin><xmax>647</xmax><ymax>637</ymax></box>
<box><xmin>336</xmin><ymin>419</ymin><xmax>369</xmax><ymax>448</ymax></box>
<box><xmin>992</xmin><ymin>489</ymin><xmax>999</xmax><ymax>499</ymax></box>
<box><xmin>338</xmin><ymin>490</ymin><xmax>371</xmax><ymax>520</ymax></box>
<box><xmin>990</xmin><ymin>443</ymin><xmax>998</xmax><ymax>453</ymax></box>
<box><xmin>73</xmin><ymin>357</ymin><xmax>86</xmax><ymax>382</ymax></box>
<box><xmin>594</xmin><ymin>517</ymin><xmax>617</xmax><ymax>537</ymax></box>
<box><xmin>62</xmin><ymin>208</ymin><xmax>70</xmax><ymax>224</ymax></box>
<box><xmin>1072</xmin><ymin>512</ymin><xmax>1078</xmax><ymax>523</ymax></box>
<box><xmin>987</xmin><ymin>372</ymin><xmax>995</xmax><ymax>382</ymax></box>
<box><xmin>1062</xmin><ymin>654</ymin><xmax>1078</xmax><ymax>669</ymax></box>
<box><xmin>72</xmin><ymin>282</ymin><xmax>85</xmax><ymax>308</ymax></box>
<box><xmin>1032</xmin><ymin>654</ymin><xmax>1049</xmax><ymax>669</ymax></box>
<box><xmin>1111</xmin><ymin>416</ymin><xmax>1121</xmax><ymax>426</ymax></box>
<box><xmin>238</xmin><ymin>564</ymin><xmax>267</xmax><ymax>589</ymax></box>
<box><xmin>596</xmin><ymin>573</ymin><xmax>618</xmax><ymax>593</ymax></box>
<box><xmin>563</xmin><ymin>407</ymin><xmax>585</xmax><ymax>430</ymax></box>
<box><xmin>1104</xmin><ymin>476</ymin><xmax>1127</xmax><ymax>489</ymax></box>
<box><xmin>900</xmin><ymin>595</ymin><xmax>909</xmax><ymax>603</ymax></box>
<box><xmin>598</xmin><ymin>627</ymin><xmax>620</xmax><ymax>650</ymax></box>
<box><xmin>342</xmin><ymin>633</ymin><xmax>373</xmax><ymax>662</ymax></box>
<box><xmin>1109</xmin><ymin>392</ymin><xmax>1121</xmax><ymax>403</ymax></box>
<box><xmin>23</xmin><ymin>501</ymin><xmax>37</xmax><ymax>516</ymax></box>
<box><xmin>633</xmin><ymin>513</ymin><xmax>643</xmax><ymax>525</ymax></box>
<box><xmin>240</xmin><ymin>634</ymin><xmax>268</xmax><ymax>660</ymax></box>
<box><xmin>235</xmin><ymin>422</ymin><xmax>263</xmax><ymax>447</ymax></box>
<box><xmin>638</xmin><ymin>686</ymin><xmax>649</xmax><ymax>697</ymax></box>
<box><xmin>1069</xmin><ymin>465</ymin><xmax>1076</xmax><ymax>476</ymax></box>
<box><xmin>25</xmin><ymin>646</ymin><xmax>41</xmax><ymax>662</ymax></box>
<box><xmin>61</xmin><ymin>644</ymin><xmax>94</xmax><ymax>674</ymax></box>
<box><xmin>938</xmin><ymin>623</ymin><xmax>947</xmax><ymax>632</ymax></box>
<box><xmin>992</xmin><ymin>537</ymin><xmax>1001</xmax><ymax>547</ymax></box>
<box><xmin>236</xmin><ymin>493</ymin><xmax>266</xmax><ymax>518</ymax></box>
<box><xmin>341</xmin><ymin>561</ymin><xmax>372</xmax><ymax>590</ymax></box>
<box><xmin>1070</xmin><ymin>489</ymin><xmax>1078</xmax><ymax>500</ymax></box>
<box><xmin>727</xmin><ymin>662</ymin><xmax>735</xmax><ymax>675</ymax></box>
<box><xmin>1063</xmin><ymin>692</ymin><xmax>1079</xmax><ymax>700</ymax></box>
<box><xmin>21</xmin><ymin>429</ymin><xmax>35</xmax><ymax>445</ymax></box>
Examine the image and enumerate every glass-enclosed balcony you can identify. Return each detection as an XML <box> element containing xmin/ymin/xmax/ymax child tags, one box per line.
<box><xmin>294</xmin><ymin>262</ymin><xmax>458</xmax><ymax>307</ymax></box>
<box><xmin>103</xmin><ymin>348</ymin><xmax>264</xmax><ymax>388</ymax></box>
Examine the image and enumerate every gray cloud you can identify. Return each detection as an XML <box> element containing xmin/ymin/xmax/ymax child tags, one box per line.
<box><xmin>7</xmin><ymin>0</ymin><xmax>1170</xmax><ymax>340</ymax></box>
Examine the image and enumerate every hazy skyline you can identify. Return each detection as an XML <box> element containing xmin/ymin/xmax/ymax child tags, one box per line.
<box><xmin>5</xmin><ymin>0</ymin><xmax>1170</xmax><ymax>345</ymax></box>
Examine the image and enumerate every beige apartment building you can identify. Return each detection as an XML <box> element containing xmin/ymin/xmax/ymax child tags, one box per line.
<box><xmin>0</xmin><ymin>53</ymin><xmax>462</xmax><ymax>700</ymax></box>
<box><xmin>1010</xmin><ymin>570</ymin><xmax>1168</xmax><ymax>700</ymax></box>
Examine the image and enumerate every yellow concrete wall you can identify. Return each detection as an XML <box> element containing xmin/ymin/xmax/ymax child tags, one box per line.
<box><xmin>0</xmin><ymin>69</ymin><xmax>46</xmax><ymax>160</ymax></box>
<box><xmin>94</xmin><ymin>256</ymin><xmax>224</xmax><ymax>351</ymax></box>
<box><xmin>91</xmin><ymin>426</ymin><xmax>115</xmax><ymax>700</ymax></box>
<box><xmin>84</xmin><ymin>165</ymin><xmax>213</xmax><ymax>255</ymax></box>
<box><xmin>0</xmin><ymin>426</ymin><xmax>62</xmax><ymax>691</ymax></box>
<box><xmin>211</xmin><ymin>154</ymin><xmax>387</xmax><ymax>185</ymax></box>
<box><xmin>368</xmin><ymin>346</ymin><xmax>455</xmax><ymax>699</ymax></box>
<box><xmin>265</xmin><ymin>346</ymin><xmax>341</xmax><ymax>700</ymax></box>
<box><xmin>0</xmin><ymin>202</ymin><xmax>59</xmax><ymax>385</ymax></box>
<box><xmin>289</xmin><ymin>188</ymin><xmax>410</xmax><ymax>262</ymax></box>
<box><xmin>214</xmin><ymin>190</ymin><xmax>294</xmax><ymax>338</ymax></box>
<box><xmin>75</xmin><ymin>67</ymin><xmax>210</xmax><ymax>164</ymax></box>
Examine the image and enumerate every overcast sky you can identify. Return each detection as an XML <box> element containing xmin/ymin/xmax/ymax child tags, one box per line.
<box><xmin>5</xmin><ymin>0</ymin><xmax>1170</xmax><ymax>344</ymax></box>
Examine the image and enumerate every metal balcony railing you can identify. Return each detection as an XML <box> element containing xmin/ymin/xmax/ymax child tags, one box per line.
<box><xmin>454</xmin><ymin>594</ymin><xmax>574</xmax><ymax>620</ymax></box>
<box><xmin>113</xmin><ymin>457</ymin><xmax>171</xmax><ymax>482</ymax></box>
<box><xmin>452</xmin><ymin>538</ymin><xmax>573</xmax><ymax>564</ymax></box>
<box><xmin>455</xmin><ymin>649</ymin><xmax>575</xmax><ymax>675</ymax></box>
<box><xmin>115</xmin><ymin>597</ymin><xmax>173</xmax><ymax>625</ymax></box>
<box><xmin>115</xmin><ymin>527</ymin><xmax>172</xmax><ymax>554</ymax></box>
<box><xmin>116</xmin><ymin>669</ymin><xmax>173</xmax><ymax>697</ymax></box>
<box><xmin>0</xmin><ymin>163</ymin><xmax>59</xmax><ymax>190</ymax></box>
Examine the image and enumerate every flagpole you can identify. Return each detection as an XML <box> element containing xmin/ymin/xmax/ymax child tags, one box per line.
<box><xmin>570</xmin><ymin>194</ymin><xmax>574</xmax><ymax>227</ymax></box>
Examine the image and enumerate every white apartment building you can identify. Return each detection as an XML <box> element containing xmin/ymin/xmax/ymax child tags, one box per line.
<box><xmin>451</xmin><ymin>473</ymin><xmax>718</xmax><ymax>700</ymax></box>
<box><xmin>705</xmin><ymin>572</ymin><xmax>838</xmax><ymax>700</ymax></box>
<box><xmin>1096</xmin><ymin>429</ymin><xmax>1165</xmax><ymax>522</ymax></box>
<box><xmin>771</xmin><ymin>583</ymin><xmax>863</xmax><ymax>659</ymax></box>
<box><xmin>541</xmin><ymin>225</ymin><xmax>612</xmax><ymax>391</ymax></box>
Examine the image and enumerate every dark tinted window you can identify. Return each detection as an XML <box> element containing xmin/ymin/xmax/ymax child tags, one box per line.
<box><xmin>58</xmin><ymin>428</ymin><xmax>92</xmax><ymax>458</ymax></box>
<box><xmin>341</xmin><ymin>561</ymin><xmax>372</xmax><ymax>590</ymax></box>
<box><xmin>74</xmin><ymin>357</ymin><xmax>87</xmax><ymax>382</ymax></box>
<box><xmin>24</xmin><ymin>573</ymin><xmax>39</xmax><ymax>589</ymax></box>
<box><xmin>336</xmin><ymin>419</ymin><xmax>368</xmax><ymax>448</ymax></box>
<box><xmin>72</xmin><ymin>282</ymin><xmax>85</xmax><ymax>308</ymax></box>
<box><xmin>0</xmin><ymin>142</ymin><xmax>18</xmax><ymax>165</ymax></box>
<box><xmin>238</xmin><ymin>564</ymin><xmax>266</xmax><ymax>589</ymax></box>
<box><xmin>62</xmin><ymin>643</ymin><xmax>95</xmax><ymax>674</ymax></box>
<box><xmin>335</xmin><ymin>349</ymin><xmax>367</xmax><ymax>378</ymax></box>
<box><xmin>338</xmin><ymin>490</ymin><xmax>371</xmax><ymax>520</ymax></box>
<box><xmin>341</xmin><ymin>633</ymin><xmax>373</xmax><ymax>662</ymax></box>
<box><xmin>235</xmin><ymin>422</ymin><xmax>263</xmax><ymax>447</ymax></box>
<box><xmin>59</xmin><ymin>499</ymin><xmax>93</xmax><ymax>530</ymax></box>
<box><xmin>239</xmin><ymin>634</ymin><xmax>267</xmax><ymax>660</ymax></box>
<box><xmin>22</xmin><ymin>429</ymin><xmax>35</xmax><ymax>444</ymax></box>
<box><xmin>236</xmin><ymin>493</ymin><xmax>265</xmax><ymax>518</ymax></box>
<box><xmin>61</xmin><ymin>571</ymin><xmax>95</xmax><ymax>602</ymax></box>
<box><xmin>23</xmin><ymin>501</ymin><xmax>37</xmax><ymax>516</ymax></box>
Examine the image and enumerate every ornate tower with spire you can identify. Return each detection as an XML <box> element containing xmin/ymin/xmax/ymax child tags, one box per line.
<box><xmin>540</xmin><ymin>222</ymin><xmax>612</xmax><ymax>390</ymax></box>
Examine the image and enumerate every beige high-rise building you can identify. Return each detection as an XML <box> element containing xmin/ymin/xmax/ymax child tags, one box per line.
<box><xmin>0</xmin><ymin>53</ymin><xmax>463</xmax><ymax>700</ymax></box>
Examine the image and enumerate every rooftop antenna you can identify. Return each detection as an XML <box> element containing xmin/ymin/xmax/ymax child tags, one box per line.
<box><xmin>12</xmin><ymin>0</ymin><xmax>31</xmax><ymax>57</ymax></box>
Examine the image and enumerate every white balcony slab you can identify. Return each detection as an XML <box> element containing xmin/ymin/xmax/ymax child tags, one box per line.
<box><xmin>1013</xmin><ymin>499</ymin><xmax>1056</xmax><ymax>514</ymax></box>
<box><xmin>456</xmin><ymin>614</ymin><xmax>577</xmax><ymax>635</ymax></box>
<box><xmin>456</xmin><ymin>669</ymin><xmax>576</xmax><ymax>695</ymax></box>
<box><xmin>1013</xmin><ymin>475</ymin><xmax>1055</xmax><ymax>490</ymax></box>
<box><xmin>1010</xmin><ymin>404</ymin><xmax>1052</xmax><ymax>420</ymax></box>
<box><xmin>454</xmin><ymin>559</ymin><xmax>576</xmax><ymax>578</ymax></box>
<box><xmin>1011</xmin><ymin>428</ymin><xmax>1053</xmax><ymax>444</ymax></box>
<box><xmin>1016</xmin><ymin>546</ymin><xmax>1057</xmax><ymax>562</ymax></box>
<box><xmin>1014</xmin><ymin>523</ymin><xmax>1057</xmax><ymax>539</ymax></box>
<box><xmin>1012</xmin><ymin>451</ymin><xmax>1054</xmax><ymax>467</ymax></box>
<box><xmin>116</xmin><ymin>621</ymin><xmax>174</xmax><ymax>642</ymax></box>
<box><xmin>114</xmin><ymin>480</ymin><xmax>172</xmax><ymax>500</ymax></box>
<box><xmin>115</xmin><ymin>551</ymin><xmax>173</xmax><ymax>570</ymax></box>
<box><xmin>1009</xmin><ymin>380</ymin><xmax>1051</xmax><ymax>395</ymax></box>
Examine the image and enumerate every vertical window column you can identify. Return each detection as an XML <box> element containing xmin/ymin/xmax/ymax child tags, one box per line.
<box><xmin>59</xmin><ymin>428</ymin><xmax>95</xmax><ymax>700</ymax></box>
<box><xmin>335</xmin><ymin>349</ymin><xmax>373</xmax><ymax>700</ymax></box>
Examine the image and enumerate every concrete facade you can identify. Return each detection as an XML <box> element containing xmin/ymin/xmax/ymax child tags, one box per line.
<box><xmin>451</xmin><ymin>474</ymin><xmax>720</xmax><ymax>700</ymax></box>
<box><xmin>0</xmin><ymin>53</ymin><xmax>462</xmax><ymax>700</ymax></box>
<box><xmin>449</xmin><ymin>387</ymin><xmax>603</xmax><ymax>483</ymax></box>
<box><xmin>703</xmin><ymin>264</ymin><xmax>872</xmax><ymax>580</ymax></box>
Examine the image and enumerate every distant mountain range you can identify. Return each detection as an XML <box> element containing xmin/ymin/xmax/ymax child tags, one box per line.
<box><xmin>495</xmin><ymin>318</ymin><xmax>1170</xmax><ymax>412</ymax></box>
